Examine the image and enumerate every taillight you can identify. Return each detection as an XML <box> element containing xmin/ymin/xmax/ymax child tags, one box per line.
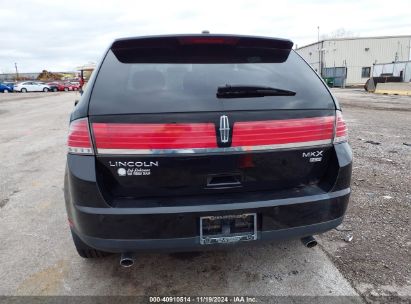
<box><xmin>92</xmin><ymin>123</ymin><xmax>217</xmax><ymax>153</ymax></box>
<box><xmin>67</xmin><ymin>118</ymin><xmax>94</xmax><ymax>154</ymax></box>
<box><xmin>232</xmin><ymin>116</ymin><xmax>335</xmax><ymax>147</ymax></box>
<box><xmin>334</xmin><ymin>111</ymin><xmax>348</xmax><ymax>143</ymax></box>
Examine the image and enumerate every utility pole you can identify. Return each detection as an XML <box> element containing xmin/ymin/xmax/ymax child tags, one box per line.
<box><xmin>317</xmin><ymin>26</ymin><xmax>321</xmax><ymax>76</ymax></box>
<box><xmin>317</xmin><ymin>26</ymin><xmax>320</xmax><ymax>43</ymax></box>
<box><xmin>14</xmin><ymin>62</ymin><xmax>19</xmax><ymax>81</ymax></box>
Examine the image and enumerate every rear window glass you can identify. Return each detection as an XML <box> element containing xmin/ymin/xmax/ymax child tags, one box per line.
<box><xmin>89</xmin><ymin>49</ymin><xmax>335</xmax><ymax>115</ymax></box>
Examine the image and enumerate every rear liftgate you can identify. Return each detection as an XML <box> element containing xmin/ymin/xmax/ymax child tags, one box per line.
<box><xmin>73</xmin><ymin>113</ymin><xmax>347</xmax><ymax>245</ymax></box>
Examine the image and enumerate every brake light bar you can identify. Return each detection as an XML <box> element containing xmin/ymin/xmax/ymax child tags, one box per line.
<box><xmin>334</xmin><ymin>111</ymin><xmax>348</xmax><ymax>143</ymax></box>
<box><xmin>67</xmin><ymin>118</ymin><xmax>94</xmax><ymax>155</ymax></box>
<box><xmin>232</xmin><ymin>116</ymin><xmax>335</xmax><ymax>148</ymax></box>
<box><xmin>93</xmin><ymin>123</ymin><xmax>217</xmax><ymax>152</ymax></box>
<box><xmin>178</xmin><ymin>37</ymin><xmax>239</xmax><ymax>45</ymax></box>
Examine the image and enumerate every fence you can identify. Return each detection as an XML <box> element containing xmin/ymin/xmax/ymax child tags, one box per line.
<box><xmin>372</xmin><ymin>61</ymin><xmax>411</xmax><ymax>82</ymax></box>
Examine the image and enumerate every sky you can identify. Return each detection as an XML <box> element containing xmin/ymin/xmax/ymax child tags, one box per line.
<box><xmin>0</xmin><ymin>0</ymin><xmax>410</xmax><ymax>73</ymax></box>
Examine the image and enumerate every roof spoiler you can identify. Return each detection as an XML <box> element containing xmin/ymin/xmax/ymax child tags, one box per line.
<box><xmin>110</xmin><ymin>34</ymin><xmax>294</xmax><ymax>64</ymax></box>
<box><xmin>112</xmin><ymin>34</ymin><xmax>293</xmax><ymax>50</ymax></box>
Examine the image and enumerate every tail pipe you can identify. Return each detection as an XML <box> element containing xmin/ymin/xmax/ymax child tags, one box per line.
<box><xmin>301</xmin><ymin>236</ymin><xmax>318</xmax><ymax>248</ymax></box>
<box><xmin>120</xmin><ymin>252</ymin><xmax>135</xmax><ymax>268</ymax></box>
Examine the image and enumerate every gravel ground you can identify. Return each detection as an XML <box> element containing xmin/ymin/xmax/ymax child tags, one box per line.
<box><xmin>319</xmin><ymin>88</ymin><xmax>411</xmax><ymax>303</ymax></box>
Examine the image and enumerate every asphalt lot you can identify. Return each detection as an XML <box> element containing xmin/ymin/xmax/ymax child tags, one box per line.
<box><xmin>0</xmin><ymin>89</ymin><xmax>409</xmax><ymax>301</ymax></box>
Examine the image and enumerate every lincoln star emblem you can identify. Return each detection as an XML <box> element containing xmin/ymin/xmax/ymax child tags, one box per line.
<box><xmin>219</xmin><ymin>115</ymin><xmax>230</xmax><ymax>143</ymax></box>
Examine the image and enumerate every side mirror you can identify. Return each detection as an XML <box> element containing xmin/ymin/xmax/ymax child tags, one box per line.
<box><xmin>74</xmin><ymin>100</ymin><xmax>79</xmax><ymax>106</ymax></box>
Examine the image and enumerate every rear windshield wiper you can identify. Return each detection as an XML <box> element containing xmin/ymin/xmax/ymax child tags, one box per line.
<box><xmin>216</xmin><ymin>85</ymin><xmax>296</xmax><ymax>98</ymax></box>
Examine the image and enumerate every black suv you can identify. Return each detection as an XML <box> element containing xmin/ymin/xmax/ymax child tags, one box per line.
<box><xmin>64</xmin><ymin>34</ymin><xmax>351</xmax><ymax>265</ymax></box>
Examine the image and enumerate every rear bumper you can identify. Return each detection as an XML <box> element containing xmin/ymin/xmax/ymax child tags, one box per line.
<box><xmin>67</xmin><ymin>186</ymin><xmax>350</xmax><ymax>253</ymax></box>
<box><xmin>72</xmin><ymin>216</ymin><xmax>344</xmax><ymax>253</ymax></box>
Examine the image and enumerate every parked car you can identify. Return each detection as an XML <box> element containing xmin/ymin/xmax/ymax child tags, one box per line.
<box><xmin>58</xmin><ymin>82</ymin><xmax>79</xmax><ymax>91</ymax></box>
<box><xmin>14</xmin><ymin>81</ymin><xmax>51</xmax><ymax>92</ymax></box>
<box><xmin>45</xmin><ymin>82</ymin><xmax>59</xmax><ymax>92</ymax></box>
<box><xmin>65</xmin><ymin>34</ymin><xmax>352</xmax><ymax>265</ymax></box>
<box><xmin>69</xmin><ymin>82</ymin><xmax>81</xmax><ymax>91</ymax></box>
<box><xmin>0</xmin><ymin>83</ymin><xmax>12</xmax><ymax>93</ymax></box>
<box><xmin>2</xmin><ymin>82</ymin><xmax>15</xmax><ymax>91</ymax></box>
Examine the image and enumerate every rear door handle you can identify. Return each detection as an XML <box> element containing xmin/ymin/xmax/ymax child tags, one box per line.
<box><xmin>206</xmin><ymin>173</ymin><xmax>242</xmax><ymax>189</ymax></box>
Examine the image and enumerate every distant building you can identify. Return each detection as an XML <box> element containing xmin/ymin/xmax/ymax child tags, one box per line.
<box><xmin>296</xmin><ymin>35</ymin><xmax>411</xmax><ymax>86</ymax></box>
<box><xmin>0</xmin><ymin>71</ymin><xmax>76</xmax><ymax>82</ymax></box>
<box><xmin>0</xmin><ymin>73</ymin><xmax>40</xmax><ymax>81</ymax></box>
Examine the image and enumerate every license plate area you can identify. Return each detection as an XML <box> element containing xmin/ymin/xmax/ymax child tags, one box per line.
<box><xmin>200</xmin><ymin>213</ymin><xmax>257</xmax><ymax>245</ymax></box>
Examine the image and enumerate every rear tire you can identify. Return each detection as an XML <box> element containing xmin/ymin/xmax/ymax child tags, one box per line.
<box><xmin>53</xmin><ymin>88</ymin><xmax>57</xmax><ymax>92</ymax></box>
<box><xmin>21</xmin><ymin>88</ymin><xmax>27</xmax><ymax>93</ymax></box>
<box><xmin>43</xmin><ymin>87</ymin><xmax>49</xmax><ymax>92</ymax></box>
<box><xmin>64</xmin><ymin>88</ymin><xmax>69</xmax><ymax>92</ymax></box>
<box><xmin>3</xmin><ymin>89</ymin><xmax>8</xmax><ymax>93</ymax></box>
<box><xmin>71</xmin><ymin>230</ymin><xmax>111</xmax><ymax>258</ymax></box>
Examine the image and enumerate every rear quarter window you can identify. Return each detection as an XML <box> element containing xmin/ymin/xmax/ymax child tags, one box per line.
<box><xmin>89</xmin><ymin>48</ymin><xmax>335</xmax><ymax>115</ymax></box>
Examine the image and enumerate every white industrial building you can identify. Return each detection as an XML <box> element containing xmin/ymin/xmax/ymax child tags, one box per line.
<box><xmin>296</xmin><ymin>35</ymin><xmax>411</xmax><ymax>86</ymax></box>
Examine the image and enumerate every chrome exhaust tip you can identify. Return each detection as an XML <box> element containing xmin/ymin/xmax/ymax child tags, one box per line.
<box><xmin>301</xmin><ymin>236</ymin><xmax>318</xmax><ymax>248</ymax></box>
<box><xmin>120</xmin><ymin>252</ymin><xmax>135</xmax><ymax>268</ymax></box>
